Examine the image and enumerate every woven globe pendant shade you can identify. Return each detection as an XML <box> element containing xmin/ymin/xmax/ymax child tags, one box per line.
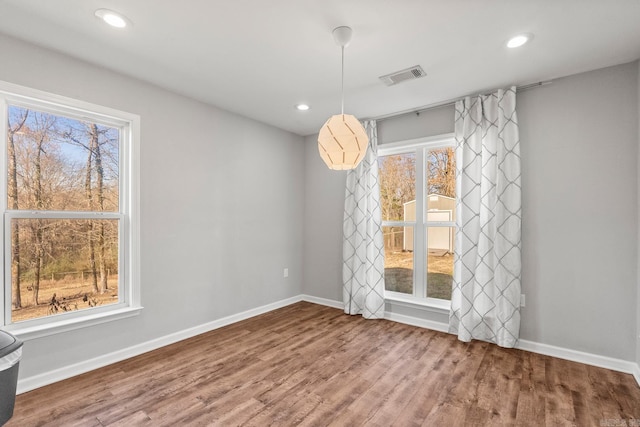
<box><xmin>318</xmin><ymin>114</ymin><xmax>368</xmax><ymax>170</ymax></box>
<box><xmin>317</xmin><ymin>26</ymin><xmax>369</xmax><ymax>170</ymax></box>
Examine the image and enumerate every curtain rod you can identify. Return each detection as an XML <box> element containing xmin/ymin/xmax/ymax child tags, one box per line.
<box><xmin>365</xmin><ymin>80</ymin><xmax>552</xmax><ymax>122</ymax></box>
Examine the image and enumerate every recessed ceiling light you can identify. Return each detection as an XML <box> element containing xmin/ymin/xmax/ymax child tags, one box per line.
<box><xmin>295</xmin><ymin>104</ymin><xmax>310</xmax><ymax>111</ymax></box>
<box><xmin>507</xmin><ymin>34</ymin><xmax>532</xmax><ymax>48</ymax></box>
<box><xmin>95</xmin><ymin>9</ymin><xmax>128</xmax><ymax>28</ymax></box>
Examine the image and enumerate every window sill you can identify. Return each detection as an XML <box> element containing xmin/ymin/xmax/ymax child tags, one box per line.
<box><xmin>385</xmin><ymin>292</ymin><xmax>451</xmax><ymax>315</ymax></box>
<box><xmin>4</xmin><ymin>306</ymin><xmax>143</xmax><ymax>341</ymax></box>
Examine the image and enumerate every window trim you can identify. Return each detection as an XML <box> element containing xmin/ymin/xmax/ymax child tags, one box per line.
<box><xmin>384</xmin><ymin>291</ymin><xmax>451</xmax><ymax>314</ymax></box>
<box><xmin>379</xmin><ymin>133</ymin><xmax>455</xmax><ymax>308</ymax></box>
<box><xmin>0</xmin><ymin>80</ymin><xmax>141</xmax><ymax>340</ymax></box>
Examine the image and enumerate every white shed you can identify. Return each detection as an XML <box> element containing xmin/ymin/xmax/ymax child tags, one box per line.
<box><xmin>402</xmin><ymin>194</ymin><xmax>455</xmax><ymax>252</ymax></box>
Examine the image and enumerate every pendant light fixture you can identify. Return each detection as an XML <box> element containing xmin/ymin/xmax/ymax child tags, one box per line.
<box><xmin>318</xmin><ymin>26</ymin><xmax>369</xmax><ymax>170</ymax></box>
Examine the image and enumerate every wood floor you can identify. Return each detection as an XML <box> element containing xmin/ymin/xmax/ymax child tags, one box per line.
<box><xmin>8</xmin><ymin>302</ymin><xmax>640</xmax><ymax>426</ymax></box>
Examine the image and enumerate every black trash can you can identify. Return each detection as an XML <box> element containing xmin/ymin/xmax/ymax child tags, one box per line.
<box><xmin>0</xmin><ymin>330</ymin><xmax>23</xmax><ymax>426</ymax></box>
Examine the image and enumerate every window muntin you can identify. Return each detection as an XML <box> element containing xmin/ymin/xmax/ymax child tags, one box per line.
<box><xmin>1</xmin><ymin>83</ymin><xmax>139</xmax><ymax>333</ymax></box>
<box><xmin>378</xmin><ymin>135</ymin><xmax>456</xmax><ymax>302</ymax></box>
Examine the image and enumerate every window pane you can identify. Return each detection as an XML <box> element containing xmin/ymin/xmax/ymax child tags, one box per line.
<box><xmin>383</xmin><ymin>225</ymin><xmax>413</xmax><ymax>294</ymax></box>
<box><xmin>378</xmin><ymin>153</ymin><xmax>416</xmax><ymax>221</ymax></box>
<box><xmin>426</xmin><ymin>148</ymin><xmax>456</xmax><ymax>221</ymax></box>
<box><xmin>10</xmin><ymin>218</ymin><xmax>120</xmax><ymax>323</ymax></box>
<box><xmin>7</xmin><ymin>105</ymin><xmax>119</xmax><ymax>212</ymax></box>
<box><xmin>426</xmin><ymin>226</ymin><xmax>454</xmax><ymax>300</ymax></box>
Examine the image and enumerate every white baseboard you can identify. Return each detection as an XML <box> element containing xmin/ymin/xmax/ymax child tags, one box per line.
<box><xmin>17</xmin><ymin>295</ymin><xmax>303</xmax><ymax>394</ymax></box>
<box><xmin>17</xmin><ymin>294</ymin><xmax>640</xmax><ymax>393</ymax></box>
<box><xmin>299</xmin><ymin>294</ymin><xmax>343</xmax><ymax>309</ymax></box>
<box><xmin>516</xmin><ymin>339</ymin><xmax>639</xmax><ymax>377</ymax></box>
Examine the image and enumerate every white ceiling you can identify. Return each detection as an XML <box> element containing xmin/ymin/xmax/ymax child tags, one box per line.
<box><xmin>1</xmin><ymin>0</ymin><xmax>639</xmax><ymax>136</ymax></box>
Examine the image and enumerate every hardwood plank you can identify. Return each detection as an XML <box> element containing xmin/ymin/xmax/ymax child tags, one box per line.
<box><xmin>474</xmin><ymin>345</ymin><xmax>523</xmax><ymax>424</ymax></box>
<box><xmin>544</xmin><ymin>357</ymin><xmax>578</xmax><ymax>425</ymax></box>
<box><xmin>565</xmin><ymin>359</ymin><xmax>603</xmax><ymax>425</ymax></box>
<box><xmin>211</xmin><ymin>397</ymin><xmax>266</xmax><ymax>425</ymax></box>
<box><xmin>297</xmin><ymin>372</ymin><xmax>373</xmax><ymax>426</ymax></box>
<box><xmin>140</xmin><ymin>392</ymin><xmax>207</xmax><ymax>426</ymax></box>
<box><xmin>103</xmin><ymin>410</ymin><xmax>152</xmax><ymax>426</ymax></box>
<box><xmin>328</xmin><ymin>328</ymin><xmax>440</xmax><ymax>426</ymax></box>
<box><xmin>422</xmin><ymin>402</ymin><xmax>467</xmax><ymax>426</ymax></box>
<box><xmin>514</xmin><ymin>351</ymin><xmax>547</xmax><ymax>425</ymax></box>
<box><xmin>247</xmin><ymin>388</ymin><xmax>324</xmax><ymax>426</ymax></box>
<box><xmin>389</xmin><ymin>332</ymin><xmax>464</xmax><ymax>426</ymax></box>
<box><xmin>394</xmin><ymin>337</ymin><xmax>487</xmax><ymax>425</ymax></box>
<box><xmin>7</xmin><ymin>301</ymin><xmax>640</xmax><ymax>426</ymax></box>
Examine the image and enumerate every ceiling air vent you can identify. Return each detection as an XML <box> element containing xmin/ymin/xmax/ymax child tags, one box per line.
<box><xmin>379</xmin><ymin>65</ymin><xmax>426</xmax><ymax>86</ymax></box>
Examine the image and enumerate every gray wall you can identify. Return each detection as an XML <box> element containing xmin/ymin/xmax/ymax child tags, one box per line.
<box><xmin>304</xmin><ymin>61</ymin><xmax>639</xmax><ymax>361</ymax></box>
<box><xmin>518</xmin><ymin>62</ymin><xmax>637</xmax><ymax>361</ymax></box>
<box><xmin>302</xmin><ymin>137</ymin><xmax>346</xmax><ymax>301</ymax></box>
<box><xmin>0</xmin><ymin>34</ymin><xmax>305</xmax><ymax>380</ymax></box>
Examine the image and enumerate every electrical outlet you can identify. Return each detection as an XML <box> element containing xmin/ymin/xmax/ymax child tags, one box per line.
<box><xmin>520</xmin><ymin>294</ymin><xmax>526</xmax><ymax>307</ymax></box>
<box><xmin>283</xmin><ymin>268</ymin><xmax>289</xmax><ymax>278</ymax></box>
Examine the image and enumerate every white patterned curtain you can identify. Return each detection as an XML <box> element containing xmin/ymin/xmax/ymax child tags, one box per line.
<box><xmin>449</xmin><ymin>87</ymin><xmax>522</xmax><ymax>348</ymax></box>
<box><xmin>343</xmin><ymin>120</ymin><xmax>385</xmax><ymax>318</ymax></box>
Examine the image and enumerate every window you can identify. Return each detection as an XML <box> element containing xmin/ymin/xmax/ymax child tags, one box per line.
<box><xmin>378</xmin><ymin>134</ymin><xmax>456</xmax><ymax>305</ymax></box>
<box><xmin>1</xmin><ymin>82</ymin><xmax>140</xmax><ymax>338</ymax></box>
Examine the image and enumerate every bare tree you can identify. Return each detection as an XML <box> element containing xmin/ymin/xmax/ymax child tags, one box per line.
<box><xmin>378</xmin><ymin>154</ymin><xmax>416</xmax><ymax>221</ymax></box>
<box><xmin>7</xmin><ymin>110</ymin><xmax>28</xmax><ymax>308</ymax></box>
<box><xmin>88</xmin><ymin>124</ymin><xmax>109</xmax><ymax>293</ymax></box>
<box><xmin>70</xmin><ymin>123</ymin><xmax>113</xmax><ymax>294</ymax></box>
<box><xmin>427</xmin><ymin>148</ymin><xmax>456</xmax><ymax>198</ymax></box>
<box><xmin>83</xmin><ymin>133</ymin><xmax>100</xmax><ymax>294</ymax></box>
<box><xmin>28</xmin><ymin>113</ymin><xmax>57</xmax><ymax>305</ymax></box>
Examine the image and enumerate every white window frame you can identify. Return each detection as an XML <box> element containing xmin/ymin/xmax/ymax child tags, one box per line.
<box><xmin>0</xmin><ymin>81</ymin><xmax>141</xmax><ymax>340</ymax></box>
<box><xmin>378</xmin><ymin>133</ymin><xmax>455</xmax><ymax>309</ymax></box>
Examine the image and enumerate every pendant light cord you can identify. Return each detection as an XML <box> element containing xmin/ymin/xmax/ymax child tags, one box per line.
<box><xmin>341</xmin><ymin>45</ymin><xmax>345</xmax><ymax>115</ymax></box>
